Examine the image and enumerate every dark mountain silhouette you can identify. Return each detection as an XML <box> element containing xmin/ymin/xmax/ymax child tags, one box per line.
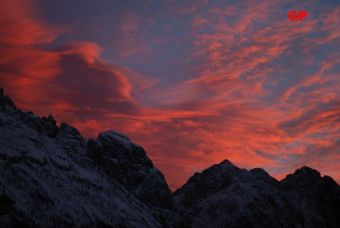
<box><xmin>0</xmin><ymin>87</ymin><xmax>339</xmax><ymax>227</ymax></box>
<box><xmin>173</xmin><ymin>161</ymin><xmax>340</xmax><ymax>227</ymax></box>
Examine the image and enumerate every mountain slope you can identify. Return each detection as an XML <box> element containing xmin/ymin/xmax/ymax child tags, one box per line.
<box><xmin>0</xmin><ymin>88</ymin><xmax>179</xmax><ymax>227</ymax></box>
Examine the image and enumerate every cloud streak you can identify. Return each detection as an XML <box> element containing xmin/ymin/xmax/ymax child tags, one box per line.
<box><xmin>0</xmin><ymin>0</ymin><xmax>339</xmax><ymax>189</ymax></box>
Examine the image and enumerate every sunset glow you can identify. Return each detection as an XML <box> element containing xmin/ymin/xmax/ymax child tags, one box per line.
<box><xmin>0</xmin><ymin>0</ymin><xmax>339</xmax><ymax>190</ymax></box>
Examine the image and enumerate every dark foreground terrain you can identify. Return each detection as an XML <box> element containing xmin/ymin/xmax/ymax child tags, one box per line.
<box><xmin>0</xmin><ymin>87</ymin><xmax>339</xmax><ymax>227</ymax></box>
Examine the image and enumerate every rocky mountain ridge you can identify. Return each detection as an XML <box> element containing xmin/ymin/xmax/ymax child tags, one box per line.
<box><xmin>173</xmin><ymin>160</ymin><xmax>340</xmax><ymax>227</ymax></box>
<box><xmin>0</xmin><ymin>88</ymin><xmax>179</xmax><ymax>227</ymax></box>
<box><xmin>0</xmin><ymin>87</ymin><xmax>339</xmax><ymax>227</ymax></box>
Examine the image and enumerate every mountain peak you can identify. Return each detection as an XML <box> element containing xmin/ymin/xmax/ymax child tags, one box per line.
<box><xmin>0</xmin><ymin>87</ymin><xmax>16</xmax><ymax>109</ymax></box>
<box><xmin>294</xmin><ymin>166</ymin><xmax>321</xmax><ymax>177</ymax></box>
<box><xmin>219</xmin><ymin>159</ymin><xmax>234</xmax><ymax>166</ymax></box>
<box><xmin>97</xmin><ymin>130</ymin><xmax>134</xmax><ymax>151</ymax></box>
<box><xmin>282</xmin><ymin>166</ymin><xmax>322</xmax><ymax>185</ymax></box>
<box><xmin>282</xmin><ymin>166</ymin><xmax>339</xmax><ymax>192</ymax></box>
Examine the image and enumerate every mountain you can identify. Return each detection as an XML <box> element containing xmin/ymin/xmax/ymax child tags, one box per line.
<box><xmin>173</xmin><ymin>161</ymin><xmax>340</xmax><ymax>228</ymax></box>
<box><xmin>0</xmin><ymin>87</ymin><xmax>339</xmax><ymax>228</ymax></box>
<box><xmin>0</xmin><ymin>88</ymin><xmax>180</xmax><ymax>227</ymax></box>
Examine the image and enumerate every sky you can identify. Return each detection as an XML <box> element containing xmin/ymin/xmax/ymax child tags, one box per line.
<box><xmin>0</xmin><ymin>0</ymin><xmax>339</xmax><ymax>190</ymax></box>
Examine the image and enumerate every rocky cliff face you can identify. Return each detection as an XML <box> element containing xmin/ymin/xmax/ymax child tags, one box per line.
<box><xmin>87</xmin><ymin>131</ymin><xmax>173</xmax><ymax>209</ymax></box>
<box><xmin>0</xmin><ymin>87</ymin><xmax>339</xmax><ymax>228</ymax></box>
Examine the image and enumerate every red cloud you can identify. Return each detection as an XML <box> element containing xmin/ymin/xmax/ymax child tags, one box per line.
<box><xmin>0</xmin><ymin>0</ymin><xmax>59</xmax><ymax>46</ymax></box>
<box><xmin>0</xmin><ymin>0</ymin><xmax>339</xmax><ymax>190</ymax></box>
<box><xmin>0</xmin><ymin>0</ymin><xmax>141</xmax><ymax>135</ymax></box>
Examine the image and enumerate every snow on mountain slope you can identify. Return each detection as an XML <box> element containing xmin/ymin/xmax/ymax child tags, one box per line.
<box><xmin>0</xmin><ymin>88</ymin><xmax>179</xmax><ymax>227</ymax></box>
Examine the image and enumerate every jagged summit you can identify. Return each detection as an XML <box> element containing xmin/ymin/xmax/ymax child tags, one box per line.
<box><xmin>0</xmin><ymin>87</ymin><xmax>15</xmax><ymax>109</ymax></box>
<box><xmin>0</xmin><ymin>87</ymin><xmax>339</xmax><ymax>228</ymax></box>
